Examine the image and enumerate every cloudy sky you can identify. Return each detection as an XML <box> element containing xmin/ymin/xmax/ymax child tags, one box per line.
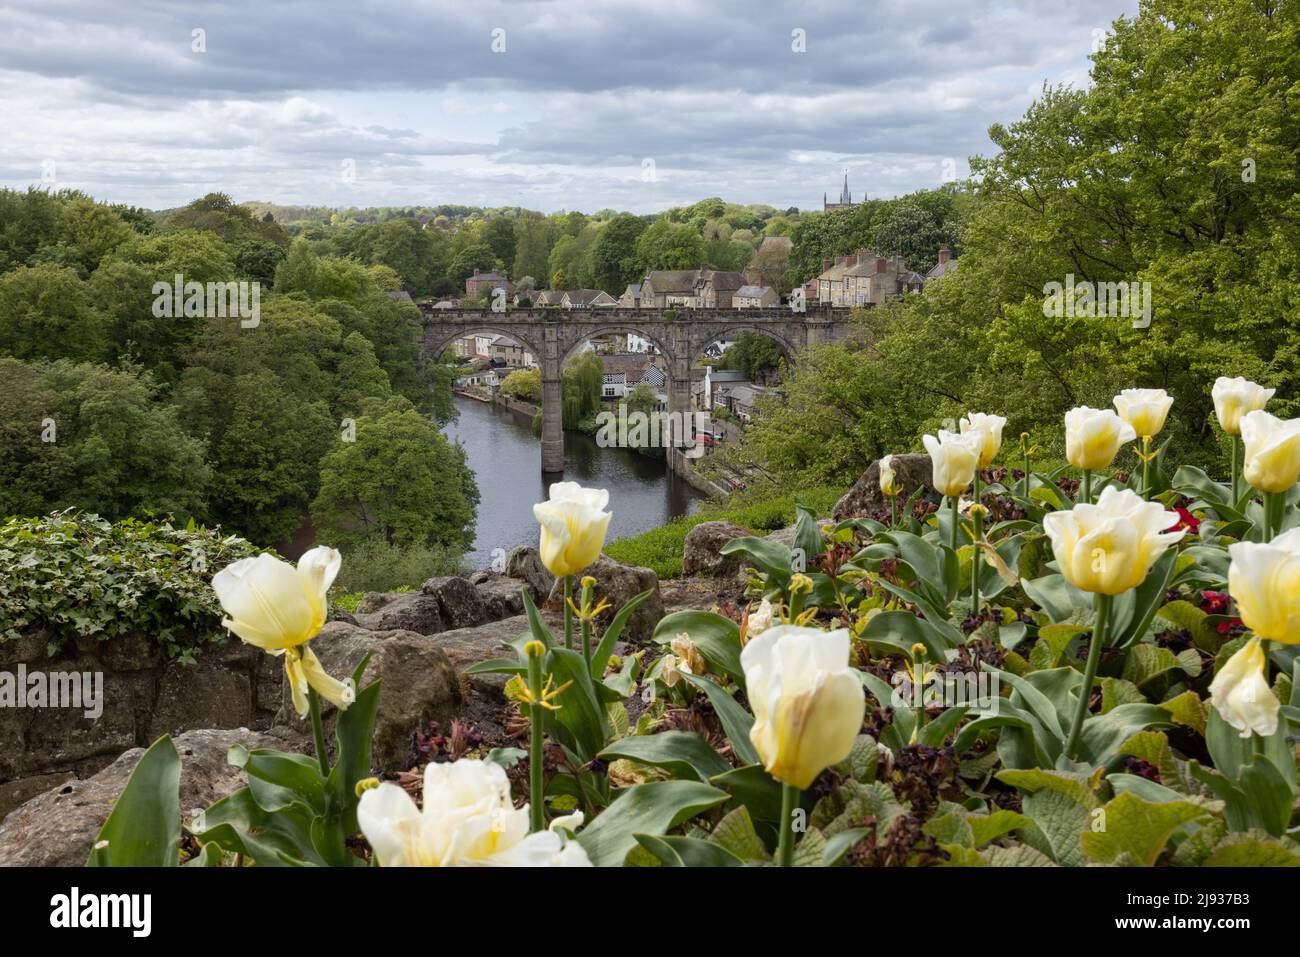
<box><xmin>0</xmin><ymin>0</ymin><xmax>1138</xmax><ymax>213</ymax></box>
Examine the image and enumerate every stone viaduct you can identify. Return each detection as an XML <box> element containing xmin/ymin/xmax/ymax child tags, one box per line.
<box><xmin>418</xmin><ymin>305</ymin><xmax>855</xmax><ymax>474</ymax></box>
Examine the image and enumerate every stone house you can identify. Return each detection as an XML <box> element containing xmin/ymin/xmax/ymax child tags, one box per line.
<box><xmin>464</xmin><ymin>269</ymin><xmax>514</xmax><ymax>300</ymax></box>
<box><xmin>618</xmin><ymin>283</ymin><xmax>642</xmax><ymax>308</ymax></box>
<box><xmin>640</xmin><ymin>270</ymin><xmax>701</xmax><ymax>308</ymax></box>
<box><xmin>732</xmin><ymin>284</ymin><xmax>779</xmax><ymax>308</ymax></box>
<box><xmin>926</xmin><ymin>245</ymin><xmax>958</xmax><ymax>279</ymax></box>
<box><xmin>561</xmin><ymin>289</ymin><xmax>618</xmax><ymax>309</ymax></box>
<box><xmin>694</xmin><ymin>270</ymin><xmax>745</xmax><ymax>308</ymax></box>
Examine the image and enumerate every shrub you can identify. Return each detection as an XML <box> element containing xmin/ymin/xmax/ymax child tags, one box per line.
<box><xmin>0</xmin><ymin>510</ymin><xmax>263</xmax><ymax>660</ymax></box>
<box><xmin>331</xmin><ymin>537</ymin><xmax>467</xmax><ymax>596</ymax></box>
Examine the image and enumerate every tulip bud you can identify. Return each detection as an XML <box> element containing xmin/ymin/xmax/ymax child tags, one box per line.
<box><xmin>1208</xmin><ymin>638</ymin><xmax>1279</xmax><ymax>738</ymax></box>
<box><xmin>1212</xmin><ymin>376</ymin><xmax>1274</xmax><ymax>436</ymax></box>
<box><xmin>922</xmin><ymin>429</ymin><xmax>982</xmax><ymax>497</ymax></box>
<box><xmin>1064</xmin><ymin>406</ymin><xmax>1136</xmax><ymax>471</ymax></box>
<box><xmin>879</xmin><ymin>455</ymin><xmax>901</xmax><ymax>497</ymax></box>
<box><xmin>1112</xmin><ymin>388</ymin><xmax>1173</xmax><ymax>441</ymax></box>
<box><xmin>1227</xmin><ymin>530</ymin><xmax>1300</xmax><ymax>645</ymax></box>
<box><xmin>1240</xmin><ymin>410</ymin><xmax>1300</xmax><ymax>494</ymax></box>
<box><xmin>1042</xmin><ymin>486</ymin><xmax>1186</xmax><ymax>595</ymax></box>
<box><xmin>740</xmin><ymin>625</ymin><xmax>866</xmax><ymax>789</ymax></box>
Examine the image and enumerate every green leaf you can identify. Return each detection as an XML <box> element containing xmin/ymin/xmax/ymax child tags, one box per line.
<box><xmin>576</xmin><ymin>781</ymin><xmax>729</xmax><ymax>867</ymax></box>
<box><xmin>598</xmin><ymin>731</ymin><xmax>732</xmax><ymax>783</ymax></box>
<box><xmin>234</xmin><ymin>748</ymin><xmax>326</xmax><ymax>816</ymax></box>
<box><xmin>997</xmin><ymin>768</ymin><xmax>1100</xmax><ymax>866</ymax></box>
<box><xmin>88</xmin><ymin>735</ymin><xmax>181</xmax><ymax>867</ymax></box>
<box><xmin>193</xmin><ymin>787</ymin><xmax>325</xmax><ymax>867</ymax></box>
<box><xmin>679</xmin><ymin>671</ymin><xmax>758</xmax><ymax>766</ymax></box>
<box><xmin>1081</xmin><ymin>792</ymin><xmax>1212</xmax><ymax>867</ymax></box>
<box><xmin>634</xmin><ymin>833</ymin><xmax>745</xmax><ymax>867</ymax></box>
<box><xmin>710</xmin><ymin>763</ymin><xmax>784</xmax><ymax>827</ymax></box>
<box><xmin>706</xmin><ymin>805</ymin><xmax>769</xmax><ymax>861</ymax></box>
<box><xmin>651</xmin><ymin>609</ymin><xmax>743</xmax><ymax>685</ymax></box>
<box><xmin>544</xmin><ymin>646</ymin><xmax>609</xmax><ymax>763</ymax></box>
<box><xmin>1202</xmin><ymin>831</ymin><xmax>1300</xmax><ymax>866</ymax></box>
<box><xmin>590</xmin><ymin>590</ymin><xmax>651</xmax><ymax>680</ymax></box>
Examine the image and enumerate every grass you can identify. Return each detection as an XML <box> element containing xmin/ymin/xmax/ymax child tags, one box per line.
<box><xmin>604</xmin><ymin>484</ymin><xmax>841</xmax><ymax>580</ymax></box>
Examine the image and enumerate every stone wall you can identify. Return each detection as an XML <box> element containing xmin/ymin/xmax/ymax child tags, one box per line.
<box><xmin>0</xmin><ymin>630</ymin><xmax>282</xmax><ymax>818</ymax></box>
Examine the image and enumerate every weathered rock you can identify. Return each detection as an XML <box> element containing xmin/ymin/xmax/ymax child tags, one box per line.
<box><xmin>273</xmin><ymin>622</ymin><xmax>463</xmax><ymax>773</ymax></box>
<box><xmin>149</xmin><ymin>658</ymin><xmax>253</xmax><ymax>740</ymax></box>
<box><xmin>832</xmin><ymin>452</ymin><xmax>932</xmax><ymax>520</ymax></box>
<box><xmin>0</xmin><ymin>631</ymin><xmax>44</xmax><ymax>668</ymax></box>
<box><xmin>0</xmin><ymin>771</ymin><xmax>73</xmax><ymax>824</ymax></box>
<box><xmin>434</xmin><ymin>615</ymin><xmax>532</xmax><ymax>694</ymax></box>
<box><xmin>682</xmin><ymin>520</ymin><xmax>752</xmax><ymax>578</ymax></box>
<box><xmin>98</xmin><ymin>632</ymin><xmax>162</xmax><ymax>672</ymax></box>
<box><xmin>356</xmin><ymin>592</ymin><xmax>391</xmax><ymax>614</ymax></box>
<box><xmin>422</xmin><ymin>576</ymin><xmax>488</xmax><ymax>630</ymax></box>
<box><xmin>505</xmin><ymin>546</ymin><xmax>555</xmax><ymax>601</ymax></box>
<box><xmin>545</xmin><ymin>554</ymin><xmax>664</xmax><ymax>645</ymax></box>
<box><xmin>353</xmin><ymin>591</ymin><xmax>444</xmax><ymax>636</ymax></box>
<box><xmin>476</xmin><ymin>577</ymin><xmax>527</xmax><ymax>621</ymax></box>
<box><xmin>0</xmin><ymin>728</ymin><xmax>302</xmax><ymax>868</ymax></box>
<box><xmin>764</xmin><ymin>525</ymin><xmax>798</xmax><ymax>548</ymax></box>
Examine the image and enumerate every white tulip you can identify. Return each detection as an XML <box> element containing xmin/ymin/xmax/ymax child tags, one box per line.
<box><xmin>959</xmin><ymin>412</ymin><xmax>1007</xmax><ymax>468</ymax></box>
<box><xmin>533</xmin><ymin>482</ymin><xmax>612</xmax><ymax>577</ymax></box>
<box><xmin>741</xmin><ymin>625</ymin><xmax>865</xmax><ymax>789</ymax></box>
<box><xmin>1208</xmin><ymin>638</ymin><xmax>1279</xmax><ymax>739</ymax></box>
<box><xmin>1064</xmin><ymin>406</ymin><xmax>1136</xmax><ymax>471</ymax></box>
<box><xmin>358</xmin><ymin>758</ymin><xmax>591</xmax><ymax>866</ymax></box>
<box><xmin>1227</xmin><ymin>529</ymin><xmax>1300</xmax><ymax>645</ymax></box>
<box><xmin>922</xmin><ymin>429</ymin><xmax>982</xmax><ymax>497</ymax></box>
<box><xmin>1240</xmin><ymin>410</ymin><xmax>1300</xmax><ymax>494</ymax></box>
<box><xmin>1213</xmin><ymin>376</ymin><xmax>1274</xmax><ymax>436</ymax></box>
<box><xmin>1112</xmin><ymin>388</ymin><xmax>1174</xmax><ymax>440</ymax></box>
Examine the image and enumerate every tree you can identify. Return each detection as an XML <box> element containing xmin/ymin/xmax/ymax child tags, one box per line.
<box><xmin>0</xmin><ymin>263</ymin><xmax>106</xmax><ymax>362</ymax></box>
<box><xmin>562</xmin><ymin>351</ymin><xmax>604</xmax><ymax>428</ymax></box>
<box><xmin>718</xmin><ymin>332</ymin><xmax>786</xmax><ymax>381</ymax></box>
<box><xmin>312</xmin><ymin>399</ymin><xmax>478</xmax><ymax>550</ymax></box>
<box><xmin>482</xmin><ymin>217</ymin><xmax>517</xmax><ymax>275</ymax></box>
<box><xmin>589</xmin><ymin>214</ymin><xmax>647</xmax><ymax>291</ymax></box>
<box><xmin>499</xmin><ymin>367</ymin><xmax>542</xmax><ymax>403</ymax></box>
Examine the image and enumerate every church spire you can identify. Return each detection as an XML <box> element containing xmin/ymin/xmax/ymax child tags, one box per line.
<box><xmin>840</xmin><ymin>169</ymin><xmax>851</xmax><ymax>205</ymax></box>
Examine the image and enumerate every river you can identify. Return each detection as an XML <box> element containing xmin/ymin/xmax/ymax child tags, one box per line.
<box><xmin>443</xmin><ymin>395</ymin><xmax>707</xmax><ymax>569</ymax></box>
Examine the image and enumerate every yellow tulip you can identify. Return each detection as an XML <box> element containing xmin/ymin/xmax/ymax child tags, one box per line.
<box><xmin>1112</xmin><ymin>388</ymin><xmax>1173</xmax><ymax>440</ymax></box>
<box><xmin>878</xmin><ymin>455</ymin><xmax>901</xmax><ymax>497</ymax></box>
<box><xmin>1042</xmin><ymin>486</ymin><xmax>1186</xmax><ymax>595</ymax></box>
<box><xmin>1064</xmin><ymin>406</ymin><xmax>1136</xmax><ymax>471</ymax></box>
<box><xmin>741</xmin><ymin>625</ymin><xmax>865</xmax><ymax>789</ymax></box>
<box><xmin>1227</xmin><ymin>530</ymin><xmax>1300</xmax><ymax>645</ymax></box>
<box><xmin>533</xmin><ymin>482</ymin><xmax>612</xmax><ymax>578</ymax></box>
<box><xmin>959</xmin><ymin>412</ymin><xmax>1007</xmax><ymax>468</ymax></box>
<box><xmin>212</xmin><ymin>546</ymin><xmax>354</xmax><ymax>716</ymax></box>
<box><xmin>1240</xmin><ymin>410</ymin><xmax>1300</xmax><ymax>494</ymax></box>
<box><xmin>1207</xmin><ymin>638</ymin><xmax>1279</xmax><ymax>738</ymax></box>
<box><xmin>1212</xmin><ymin>376</ymin><xmax>1274</xmax><ymax>436</ymax></box>
<box><xmin>922</xmin><ymin>429</ymin><xmax>981</xmax><ymax>497</ymax></box>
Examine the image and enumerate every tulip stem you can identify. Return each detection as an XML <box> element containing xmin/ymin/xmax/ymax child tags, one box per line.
<box><xmin>527</xmin><ymin>649</ymin><xmax>546</xmax><ymax>833</ymax></box>
<box><xmin>1264</xmin><ymin>492</ymin><xmax>1284</xmax><ymax>542</ymax></box>
<box><xmin>1064</xmin><ymin>593</ymin><xmax>1112</xmax><ymax>762</ymax></box>
<box><xmin>777</xmin><ymin>783</ymin><xmax>799</xmax><ymax>867</ymax></box>
<box><xmin>1141</xmin><ymin>436</ymin><xmax>1152</xmax><ymax>500</ymax></box>
<box><xmin>307</xmin><ymin>688</ymin><xmax>330</xmax><ymax>777</ymax></box>
<box><xmin>563</xmin><ymin>575</ymin><xmax>574</xmax><ymax>650</ymax></box>
<box><xmin>1230</xmin><ymin>435</ymin><xmax>1240</xmax><ymax>505</ymax></box>
<box><xmin>889</xmin><ymin>495</ymin><xmax>897</xmax><ymax>529</ymax></box>
<box><xmin>579</xmin><ymin>577</ymin><xmax>595</xmax><ymax>665</ymax></box>
<box><xmin>970</xmin><ymin>502</ymin><xmax>982</xmax><ymax>615</ymax></box>
<box><xmin>950</xmin><ymin>495</ymin><xmax>959</xmax><ymax>555</ymax></box>
<box><xmin>1082</xmin><ymin>469</ymin><xmax>1092</xmax><ymax>504</ymax></box>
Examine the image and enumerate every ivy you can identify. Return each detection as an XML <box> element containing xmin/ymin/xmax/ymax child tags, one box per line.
<box><xmin>0</xmin><ymin>510</ymin><xmax>263</xmax><ymax>660</ymax></box>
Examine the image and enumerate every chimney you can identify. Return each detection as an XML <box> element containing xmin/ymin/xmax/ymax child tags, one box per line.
<box><xmin>875</xmin><ymin>255</ymin><xmax>887</xmax><ymax>273</ymax></box>
<box><xmin>938</xmin><ymin>245</ymin><xmax>952</xmax><ymax>264</ymax></box>
<box><xmin>845</xmin><ymin>254</ymin><xmax>857</xmax><ymax>268</ymax></box>
<box><xmin>822</xmin><ymin>257</ymin><xmax>832</xmax><ymax>273</ymax></box>
<box><xmin>472</xmin><ymin>268</ymin><xmax>479</xmax><ymax>277</ymax></box>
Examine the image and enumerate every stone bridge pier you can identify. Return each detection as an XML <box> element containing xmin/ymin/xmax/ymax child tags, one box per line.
<box><xmin>420</xmin><ymin>305</ymin><xmax>853</xmax><ymax>476</ymax></box>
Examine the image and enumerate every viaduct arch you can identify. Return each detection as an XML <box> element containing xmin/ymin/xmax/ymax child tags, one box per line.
<box><xmin>420</xmin><ymin>305</ymin><xmax>853</xmax><ymax>475</ymax></box>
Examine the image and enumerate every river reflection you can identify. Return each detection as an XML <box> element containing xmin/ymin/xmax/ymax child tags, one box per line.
<box><xmin>442</xmin><ymin>395</ymin><xmax>706</xmax><ymax>568</ymax></box>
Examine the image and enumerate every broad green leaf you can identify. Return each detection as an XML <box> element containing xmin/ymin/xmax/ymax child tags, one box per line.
<box><xmin>706</xmin><ymin>805</ymin><xmax>769</xmax><ymax>861</ymax></box>
<box><xmin>1081</xmin><ymin>792</ymin><xmax>1211</xmax><ymax>867</ymax></box>
<box><xmin>576</xmin><ymin>781</ymin><xmax>729</xmax><ymax>867</ymax></box>
<box><xmin>87</xmin><ymin>735</ymin><xmax>181</xmax><ymax>867</ymax></box>
<box><xmin>634</xmin><ymin>833</ymin><xmax>745</xmax><ymax>867</ymax></box>
<box><xmin>679</xmin><ymin>671</ymin><xmax>758</xmax><ymax>766</ymax></box>
<box><xmin>1203</xmin><ymin>831</ymin><xmax>1300</xmax><ymax>867</ymax></box>
<box><xmin>590</xmin><ymin>590</ymin><xmax>651</xmax><ymax>680</ymax></box>
<box><xmin>598</xmin><ymin>731</ymin><xmax>732</xmax><ymax>783</ymax></box>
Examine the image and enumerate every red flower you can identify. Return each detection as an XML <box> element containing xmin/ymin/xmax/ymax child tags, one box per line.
<box><xmin>1166</xmin><ymin>506</ymin><xmax>1201</xmax><ymax>534</ymax></box>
